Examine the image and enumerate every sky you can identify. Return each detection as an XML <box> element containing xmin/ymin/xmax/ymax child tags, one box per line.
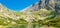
<box><xmin>0</xmin><ymin>0</ymin><xmax>39</xmax><ymax>11</ymax></box>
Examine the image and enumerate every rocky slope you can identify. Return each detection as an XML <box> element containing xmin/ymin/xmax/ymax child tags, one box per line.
<box><xmin>0</xmin><ymin>3</ymin><xmax>20</xmax><ymax>20</ymax></box>
<box><xmin>23</xmin><ymin>0</ymin><xmax>60</xmax><ymax>14</ymax></box>
<box><xmin>0</xmin><ymin>0</ymin><xmax>60</xmax><ymax>28</ymax></box>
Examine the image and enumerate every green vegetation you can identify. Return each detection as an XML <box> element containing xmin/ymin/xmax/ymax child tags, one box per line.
<box><xmin>0</xmin><ymin>8</ymin><xmax>60</xmax><ymax>28</ymax></box>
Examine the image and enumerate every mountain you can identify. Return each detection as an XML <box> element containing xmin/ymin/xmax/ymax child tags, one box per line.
<box><xmin>0</xmin><ymin>3</ymin><xmax>20</xmax><ymax>20</ymax></box>
<box><xmin>23</xmin><ymin>0</ymin><xmax>60</xmax><ymax>14</ymax></box>
<box><xmin>0</xmin><ymin>0</ymin><xmax>60</xmax><ymax>28</ymax></box>
<box><xmin>22</xmin><ymin>2</ymin><xmax>39</xmax><ymax>12</ymax></box>
<box><xmin>0</xmin><ymin>0</ymin><xmax>58</xmax><ymax>23</ymax></box>
<box><xmin>0</xmin><ymin>3</ymin><xmax>54</xmax><ymax>23</ymax></box>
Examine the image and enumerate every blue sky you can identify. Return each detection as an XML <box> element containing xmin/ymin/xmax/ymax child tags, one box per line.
<box><xmin>0</xmin><ymin>0</ymin><xmax>39</xmax><ymax>11</ymax></box>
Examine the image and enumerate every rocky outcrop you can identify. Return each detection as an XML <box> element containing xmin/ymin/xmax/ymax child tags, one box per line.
<box><xmin>23</xmin><ymin>0</ymin><xmax>60</xmax><ymax>12</ymax></box>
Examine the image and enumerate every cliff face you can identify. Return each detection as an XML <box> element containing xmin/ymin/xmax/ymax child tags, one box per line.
<box><xmin>55</xmin><ymin>0</ymin><xmax>60</xmax><ymax>14</ymax></box>
<box><xmin>23</xmin><ymin>0</ymin><xmax>60</xmax><ymax>14</ymax></box>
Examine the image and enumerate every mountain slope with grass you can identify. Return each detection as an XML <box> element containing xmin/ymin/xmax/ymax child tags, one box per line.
<box><xmin>0</xmin><ymin>0</ymin><xmax>60</xmax><ymax>28</ymax></box>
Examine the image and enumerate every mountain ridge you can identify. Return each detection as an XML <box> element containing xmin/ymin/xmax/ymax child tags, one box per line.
<box><xmin>0</xmin><ymin>0</ymin><xmax>60</xmax><ymax>28</ymax></box>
